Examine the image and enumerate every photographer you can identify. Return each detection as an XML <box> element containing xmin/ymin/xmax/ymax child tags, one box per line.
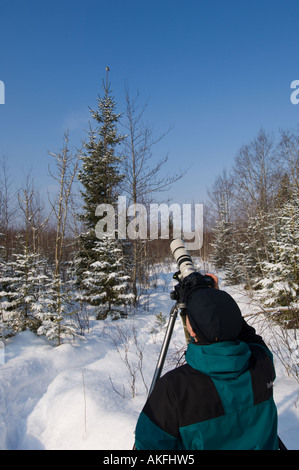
<box><xmin>134</xmin><ymin>275</ymin><xmax>279</xmax><ymax>450</ymax></box>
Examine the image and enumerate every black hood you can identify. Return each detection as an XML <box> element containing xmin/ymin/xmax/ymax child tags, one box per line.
<box><xmin>186</xmin><ymin>288</ymin><xmax>243</xmax><ymax>344</ymax></box>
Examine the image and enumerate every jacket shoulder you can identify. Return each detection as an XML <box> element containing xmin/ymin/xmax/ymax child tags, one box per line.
<box><xmin>248</xmin><ymin>344</ymin><xmax>276</xmax><ymax>405</ymax></box>
<box><xmin>160</xmin><ymin>364</ymin><xmax>225</xmax><ymax>426</ymax></box>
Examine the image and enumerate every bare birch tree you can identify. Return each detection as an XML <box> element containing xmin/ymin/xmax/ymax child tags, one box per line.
<box><xmin>18</xmin><ymin>174</ymin><xmax>51</xmax><ymax>255</ymax></box>
<box><xmin>48</xmin><ymin>131</ymin><xmax>80</xmax><ymax>276</ymax></box>
<box><xmin>120</xmin><ymin>85</ymin><xmax>184</xmax><ymax>303</ymax></box>
<box><xmin>0</xmin><ymin>156</ymin><xmax>17</xmax><ymax>260</ymax></box>
<box><xmin>278</xmin><ymin>128</ymin><xmax>299</xmax><ymax>196</ymax></box>
<box><xmin>47</xmin><ymin>131</ymin><xmax>80</xmax><ymax>344</ymax></box>
<box><xmin>233</xmin><ymin>128</ymin><xmax>281</xmax><ymax>218</ymax></box>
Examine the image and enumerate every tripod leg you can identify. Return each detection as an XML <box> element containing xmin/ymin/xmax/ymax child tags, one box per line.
<box><xmin>278</xmin><ymin>436</ymin><xmax>287</xmax><ymax>450</ymax></box>
<box><xmin>148</xmin><ymin>304</ymin><xmax>179</xmax><ymax>395</ymax></box>
<box><xmin>132</xmin><ymin>304</ymin><xmax>180</xmax><ymax>450</ymax></box>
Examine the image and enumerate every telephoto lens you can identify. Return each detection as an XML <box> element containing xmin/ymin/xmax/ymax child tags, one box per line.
<box><xmin>170</xmin><ymin>239</ymin><xmax>196</xmax><ymax>280</ymax></box>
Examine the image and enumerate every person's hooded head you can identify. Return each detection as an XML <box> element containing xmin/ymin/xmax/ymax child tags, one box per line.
<box><xmin>186</xmin><ymin>287</ymin><xmax>243</xmax><ymax>344</ymax></box>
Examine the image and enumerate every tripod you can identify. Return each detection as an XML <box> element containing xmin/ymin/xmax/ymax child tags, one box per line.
<box><xmin>147</xmin><ymin>303</ymin><xmax>188</xmax><ymax>397</ymax></box>
<box><xmin>132</xmin><ymin>302</ymin><xmax>185</xmax><ymax>451</ymax></box>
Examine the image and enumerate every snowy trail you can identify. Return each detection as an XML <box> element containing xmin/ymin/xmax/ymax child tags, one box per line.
<box><xmin>0</xmin><ymin>269</ymin><xmax>298</xmax><ymax>450</ymax></box>
<box><xmin>1</xmin><ymin>330</ymin><xmax>141</xmax><ymax>450</ymax></box>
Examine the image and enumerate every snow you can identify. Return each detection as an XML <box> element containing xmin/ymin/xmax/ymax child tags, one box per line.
<box><xmin>0</xmin><ymin>266</ymin><xmax>298</xmax><ymax>450</ymax></box>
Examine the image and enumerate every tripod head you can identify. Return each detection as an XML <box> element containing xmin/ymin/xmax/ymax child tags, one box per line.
<box><xmin>169</xmin><ymin>239</ymin><xmax>216</xmax><ymax>343</ymax></box>
<box><xmin>170</xmin><ymin>238</ymin><xmax>215</xmax><ymax>304</ymax></box>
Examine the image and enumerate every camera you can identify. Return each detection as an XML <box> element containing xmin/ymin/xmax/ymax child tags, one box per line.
<box><xmin>170</xmin><ymin>239</ymin><xmax>196</xmax><ymax>279</ymax></box>
<box><xmin>170</xmin><ymin>239</ymin><xmax>215</xmax><ymax>303</ymax></box>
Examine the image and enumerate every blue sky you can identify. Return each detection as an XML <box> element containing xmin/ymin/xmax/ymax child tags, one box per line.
<box><xmin>1</xmin><ymin>0</ymin><xmax>299</xmax><ymax>205</ymax></box>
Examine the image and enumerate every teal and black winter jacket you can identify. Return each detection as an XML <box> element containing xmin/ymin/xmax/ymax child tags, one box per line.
<box><xmin>135</xmin><ymin>321</ymin><xmax>278</xmax><ymax>450</ymax></box>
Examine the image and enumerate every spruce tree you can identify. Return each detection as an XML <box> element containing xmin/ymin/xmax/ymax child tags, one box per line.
<box><xmin>0</xmin><ymin>236</ymin><xmax>48</xmax><ymax>335</ymax></box>
<box><xmin>78</xmin><ymin>72</ymin><xmax>124</xmax><ymax>229</ymax></box>
<box><xmin>76</xmin><ymin>70</ymin><xmax>131</xmax><ymax>316</ymax></box>
<box><xmin>0</xmin><ymin>233</ymin><xmax>13</xmax><ymax>336</ymax></box>
<box><xmin>239</xmin><ymin>211</ymin><xmax>274</xmax><ymax>284</ymax></box>
<box><xmin>211</xmin><ymin>217</ymin><xmax>232</xmax><ymax>270</ymax></box>
<box><xmin>35</xmin><ymin>271</ymin><xmax>81</xmax><ymax>345</ymax></box>
<box><xmin>77</xmin><ymin>72</ymin><xmax>124</xmax><ymax>269</ymax></box>
<box><xmin>82</xmin><ymin>238</ymin><xmax>133</xmax><ymax>319</ymax></box>
<box><xmin>255</xmin><ymin>193</ymin><xmax>299</xmax><ymax>308</ymax></box>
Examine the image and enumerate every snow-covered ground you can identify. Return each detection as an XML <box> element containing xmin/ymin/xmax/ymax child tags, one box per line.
<box><xmin>0</xmin><ymin>265</ymin><xmax>298</xmax><ymax>450</ymax></box>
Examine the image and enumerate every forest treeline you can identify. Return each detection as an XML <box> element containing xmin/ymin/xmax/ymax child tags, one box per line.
<box><xmin>209</xmin><ymin>127</ymin><xmax>298</xmax><ymax>326</ymax></box>
<box><xmin>0</xmin><ymin>75</ymin><xmax>298</xmax><ymax>343</ymax></box>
